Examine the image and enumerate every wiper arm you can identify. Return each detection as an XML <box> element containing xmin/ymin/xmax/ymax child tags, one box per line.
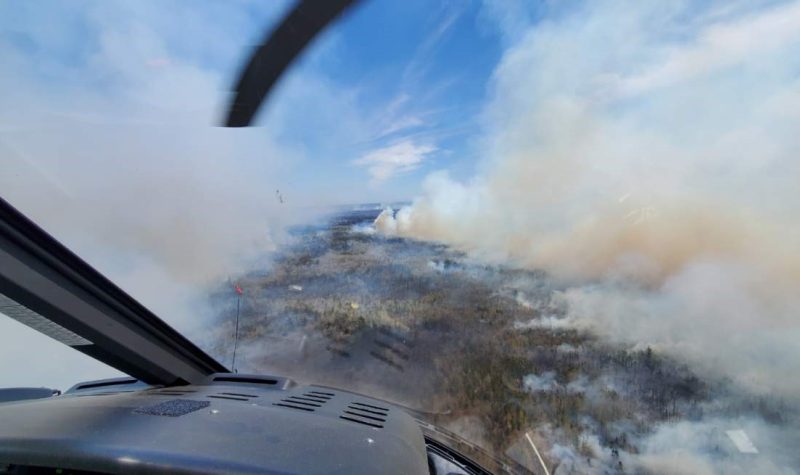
<box><xmin>225</xmin><ymin>0</ymin><xmax>360</xmax><ymax>127</ymax></box>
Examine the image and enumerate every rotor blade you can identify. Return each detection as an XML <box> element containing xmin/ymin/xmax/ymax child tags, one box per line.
<box><xmin>224</xmin><ymin>0</ymin><xmax>360</xmax><ymax>127</ymax></box>
<box><xmin>0</xmin><ymin>197</ymin><xmax>228</xmax><ymax>385</ymax></box>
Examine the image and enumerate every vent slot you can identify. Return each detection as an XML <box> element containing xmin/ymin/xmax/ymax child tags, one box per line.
<box><xmin>148</xmin><ymin>388</ymin><xmax>196</xmax><ymax>396</ymax></box>
<box><xmin>273</xmin><ymin>390</ymin><xmax>334</xmax><ymax>412</ymax></box>
<box><xmin>75</xmin><ymin>378</ymin><xmax>138</xmax><ymax>391</ymax></box>
<box><xmin>345</xmin><ymin>405</ymin><xmax>385</xmax><ymax>416</ymax></box>
<box><xmin>304</xmin><ymin>393</ymin><xmax>330</xmax><ymax>400</ymax></box>
<box><xmin>351</xmin><ymin>401</ymin><xmax>389</xmax><ymax>412</ymax></box>
<box><xmin>274</xmin><ymin>402</ymin><xmax>315</xmax><ymax>412</ymax></box>
<box><xmin>308</xmin><ymin>390</ymin><xmax>334</xmax><ymax>397</ymax></box>
<box><xmin>343</xmin><ymin>410</ymin><xmax>385</xmax><ymax>422</ymax></box>
<box><xmin>302</xmin><ymin>394</ymin><xmax>330</xmax><ymax>402</ymax></box>
<box><xmin>282</xmin><ymin>398</ymin><xmax>321</xmax><ymax>407</ymax></box>
<box><xmin>339</xmin><ymin>401</ymin><xmax>388</xmax><ymax>429</ymax></box>
<box><xmin>213</xmin><ymin>376</ymin><xmax>278</xmax><ymax>385</ymax></box>
<box><xmin>339</xmin><ymin>415</ymin><xmax>384</xmax><ymax>429</ymax></box>
<box><xmin>220</xmin><ymin>392</ymin><xmax>258</xmax><ymax>398</ymax></box>
<box><xmin>208</xmin><ymin>394</ymin><xmax>250</xmax><ymax>401</ymax></box>
<box><xmin>287</xmin><ymin>395</ymin><xmax>325</xmax><ymax>404</ymax></box>
<box><xmin>76</xmin><ymin>391</ymin><xmax>123</xmax><ymax>397</ymax></box>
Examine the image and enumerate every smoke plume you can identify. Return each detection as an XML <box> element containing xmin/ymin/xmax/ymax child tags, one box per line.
<box><xmin>377</xmin><ymin>0</ymin><xmax>800</xmax><ymax>398</ymax></box>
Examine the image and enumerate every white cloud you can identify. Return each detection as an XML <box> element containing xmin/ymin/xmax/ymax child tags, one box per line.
<box><xmin>354</xmin><ymin>140</ymin><xmax>436</xmax><ymax>182</ymax></box>
<box><xmin>376</xmin><ymin>115</ymin><xmax>426</xmax><ymax>138</ymax></box>
<box><xmin>620</xmin><ymin>0</ymin><xmax>800</xmax><ymax>96</ymax></box>
<box><xmin>402</xmin><ymin>4</ymin><xmax>464</xmax><ymax>83</ymax></box>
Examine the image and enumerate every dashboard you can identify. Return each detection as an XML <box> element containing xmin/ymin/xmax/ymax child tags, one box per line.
<box><xmin>0</xmin><ymin>374</ymin><xmax>515</xmax><ymax>474</ymax></box>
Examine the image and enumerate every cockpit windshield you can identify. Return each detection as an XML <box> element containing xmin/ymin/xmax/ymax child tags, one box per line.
<box><xmin>2</xmin><ymin>1</ymin><xmax>799</xmax><ymax>473</ymax></box>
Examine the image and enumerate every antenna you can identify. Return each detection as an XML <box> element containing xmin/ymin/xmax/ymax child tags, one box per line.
<box><xmin>232</xmin><ymin>283</ymin><xmax>243</xmax><ymax>372</ymax></box>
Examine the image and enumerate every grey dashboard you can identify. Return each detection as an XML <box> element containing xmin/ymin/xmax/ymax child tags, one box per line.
<box><xmin>0</xmin><ymin>374</ymin><xmax>432</xmax><ymax>474</ymax></box>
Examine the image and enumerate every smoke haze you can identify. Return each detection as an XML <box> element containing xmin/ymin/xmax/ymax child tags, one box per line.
<box><xmin>0</xmin><ymin>1</ymin><xmax>315</xmax><ymax>387</ymax></box>
<box><xmin>2</xmin><ymin>2</ymin><xmax>799</xmax><ymax>471</ymax></box>
<box><xmin>377</xmin><ymin>0</ymin><xmax>800</xmax><ymax>399</ymax></box>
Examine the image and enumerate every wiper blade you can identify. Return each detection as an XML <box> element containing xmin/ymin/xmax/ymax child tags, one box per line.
<box><xmin>224</xmin><ymin>0</ymin><xmax>360</xmax><ymax>127</ymax></box>
<box><xmin>0</xmin><ymin>197</ymin><xmax>227</xmax><ymax>385</ymax></box>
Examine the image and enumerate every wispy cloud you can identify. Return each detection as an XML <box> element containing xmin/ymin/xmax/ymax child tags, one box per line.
<box><xmin>353</xmin><ymin>140</ymin><xmax>436</xmax><ymax>182</ymax></box>
<box><xmin>401</xmin><ymin>4</ymin><xmax>463</xmax><ymax>84</ymax></box>
<box><xmin>619</xmin><ymin>0</ymin><xmax>800</xmax><ymax>96</ymax></box>
<box><xmin>376</xmin><ymin>115</ymin><xmax>425</xmax><ymax>138</ymax></box>
<box><xmin>370</xmin><ymin>94</ymin><xmax>427</xmax><ymax>139</ymax></box>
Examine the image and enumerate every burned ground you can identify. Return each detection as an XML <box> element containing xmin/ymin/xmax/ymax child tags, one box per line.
<box><xmin>208</xmin><ymin>208</ymin><xmax>796</xmax><ymax>473</ymax></box>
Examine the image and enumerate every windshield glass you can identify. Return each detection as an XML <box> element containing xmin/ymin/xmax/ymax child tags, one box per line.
<box><xmin>2</xmin><ymin>0</ymin><xmax>800</xmax><ymax>472</ymax></box>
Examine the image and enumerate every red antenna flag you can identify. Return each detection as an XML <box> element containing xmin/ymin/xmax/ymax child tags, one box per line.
<box><xmin>234</xmin><ymin>284</ymin><xmax>243</xmax><ymax>295</ymax></box>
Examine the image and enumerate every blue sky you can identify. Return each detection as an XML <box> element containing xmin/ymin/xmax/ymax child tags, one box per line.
<box><xmin>0</xmin><ymin>0</ymin><xmax>509</xmax><ymax>204</ymax></box>
<box><xmin>263</xmin><ymin>0</ymin><xmax>506</xmax><ymax>199</ymax></box>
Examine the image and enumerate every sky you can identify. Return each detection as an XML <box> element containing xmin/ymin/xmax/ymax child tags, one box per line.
<box><xmin>0</xmin><ymin>0</ymin><xmax>504</xmax><ymax>202</ymax></box>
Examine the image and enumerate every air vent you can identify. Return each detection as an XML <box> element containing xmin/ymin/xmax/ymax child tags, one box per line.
<box><xmin>208</xmin><ymin>394</ymin><xmax>249</xmax><ymax>401</ymax></box>
<box><xmin>220</xmin><ymin>391</ymin><xmax>258</xmax><ymax>398</ymax></box>
<box><xmin>205</xmin><ymin>391</ymin><xmax>259</xmax><ymax>402</ymax></box>
<box><xmin>352</xmin><ymin>401</ymin><xmax>388</xmax><ymax>412</ymax></box>
<box><xmin>273</xmin><ymin>391</ymin><xmax>334</xmax><ymax>412</ymax></box>
<box><xmin>74</xmin><ymin>378</ymin><xmax>138</xmax><ymax>391</ymax></box>
<box><xmin>204</xmin><ymin>373</ymin><xmax>294</xmax><ymax>390</ymax></box>
<box><xmin>284</xmin><ymin>396</ymin><xmax>322</xmax><ymax>405</ymax></box>
<box><xmin>75</xmin><ymin>391</ymin><xmax>124</xmax><ymax>397</ymax></box>
<box><xmin>274</xmin><ymin>402</ymin><xmax>315</xmax><ymax>412</ymax></box>
<box><xmin>339</xmin><ymin>401</ymin><xmax>389</xmax><ymax>429</ymax></box>
<box><xmin>149</xmin><ymin>388</ymin><xmax>197</xmax><ymax>396</ymax></box>
<box><xmin>307</xmin><ymin>390</ymin><xmax>335</xmax><ymax>399</ymax></box>
<box><xmin>213</xmin><ymin>375</ymin><xmax>277</xmax><ymax>385</ymax></box>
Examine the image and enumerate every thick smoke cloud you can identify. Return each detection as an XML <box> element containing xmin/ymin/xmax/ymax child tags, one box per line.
<box><xmin>630</xmin><ymin>417</ymin><xmax>800</xmax><ymax>475</ymax></box>
<box><xmin>0</xmin><ymin>1</ymin><xmax>317</xmax><ymax>387</ymax></box>
<box><xmin>1</xmin><ymin>2</ymin><xmax>302</xmax><ymax>285</ymax></box>
<box><xmin>377</xmin><ymin>0</ymin><xmax>800</xmax><ymax>398</ymax></box>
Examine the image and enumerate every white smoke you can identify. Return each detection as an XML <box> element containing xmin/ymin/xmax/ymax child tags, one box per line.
<box><xmin>523</xmin><ymin>371</ymin><xmax>558</xmax><ymax>392</ymax></box>
<box><xmin>377</xmin><ymin>0</ymin><xmax>800</xmax><ymax>399</ymax></box>
<box><xmin>629</xmin><ymin>417</ymin><xmax>800</xmax><ymax>475</ymax></box>
<box><xmin>0</xmin><ymin>2</ymin><xmax>315</xmax><ymax>387</ymax></box>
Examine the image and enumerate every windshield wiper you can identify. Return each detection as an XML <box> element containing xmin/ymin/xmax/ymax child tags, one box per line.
<box><xmin>225</xmin><ymin>0</ymin><xmax>360</xmax><ymax>127</ymax></box>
